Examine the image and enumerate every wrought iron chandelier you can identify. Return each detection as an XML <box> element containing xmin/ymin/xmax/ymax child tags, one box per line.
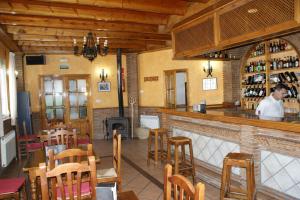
<box><xmin>73</xmin><ymin>32</ymin><xmax>108</xmax><ymax>62</ymax></box>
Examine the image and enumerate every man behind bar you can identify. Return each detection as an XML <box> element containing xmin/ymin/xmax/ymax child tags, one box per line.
<box><xmin>255</xmin><ymin>83</ymin><xmax>288</xmax><ymax>121</ymax></box>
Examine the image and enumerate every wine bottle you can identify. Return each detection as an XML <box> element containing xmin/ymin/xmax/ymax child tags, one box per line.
<box><xmin>279</xmin><ymin>73</ymin><xmax>287</xmax><ymax>82</ymax></box>
<box><xmin>290</xmin><ymin>72</ymin><xmax>298</xmax><ymax>82</ymax></box>
<box><xmin>295</xmin><ymin>57</ymin><xmax>299</xmax><ymax>67</ymax></box>
<box><xmin>284</xmin><ymin>71</ymin><xmax>292</xmax><ymax>83</ymax></box>
<box><xmin>291</xmin><ymin>85</ymin><xmax>298</xmax><ymax>98</ymax></box>
<box><xmin>269</xmin><ymin>42</ymin><xmax>273</xmax><ymax>53</ymax></box>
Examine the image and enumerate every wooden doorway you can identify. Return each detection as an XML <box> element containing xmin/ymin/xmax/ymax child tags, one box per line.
<box><xmin>40</xmin><ymin>75</ymin><xmax>91</xmax><ymax>136</ymax></box>
<box><xmin>164</xmin><ymin>69</ymin><xmax>188</xmax><ymax>108</ymax></box>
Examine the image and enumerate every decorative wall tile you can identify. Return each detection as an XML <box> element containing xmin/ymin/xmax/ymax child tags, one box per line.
<box><xmin>173</xmin><ymin>128</ymin><xmax>240</xmax><ymax>174</ymax></box>
<box><xmin>261</xmin><ymin>150</ymin><xmax>300</xmax><ymax>199</ymax></box>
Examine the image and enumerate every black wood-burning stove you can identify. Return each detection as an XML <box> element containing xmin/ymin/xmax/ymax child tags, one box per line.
<box><xmin>106</xmin><ymin>48</ymin><xmax>129</xmax><ymax>139</ymax></box>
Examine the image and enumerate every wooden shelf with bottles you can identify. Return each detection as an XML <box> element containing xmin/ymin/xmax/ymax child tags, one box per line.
<box><xmin>240</xmin><ymin>38</ymin><xmax>300</xmax><ymax>112</ymax></box>
<box><xmin>196</xmin><ymin>51</ymin><xmax>240</xmax><ymax>61</ymax></box>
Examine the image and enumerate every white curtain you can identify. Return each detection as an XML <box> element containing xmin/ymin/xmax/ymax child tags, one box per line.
<box><xmin>8</xmin><ymin>52</ymin><xmax>17</xmax><ymax>125</ymax></box>
<box><xmin>0</xmin><ymin>60</ymin><xmax>9</xmax><ymax>118</ymax></box>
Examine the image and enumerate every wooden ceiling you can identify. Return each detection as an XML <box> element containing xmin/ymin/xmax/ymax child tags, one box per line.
<box><xmin>0</xmin><ymin>0</ymin><xmax>210</xmax><ymax>54</ymax></box>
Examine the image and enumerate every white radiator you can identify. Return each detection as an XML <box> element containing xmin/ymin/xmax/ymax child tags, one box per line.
<box><xmin>140</xmin><ymin>115</ymin><xmax>160</xmax><ymax>129</ymax></box>
<box><xmin>1</xmin><ymin>130</ymin><xmax>16</xmax><ymax>167</ymax></box>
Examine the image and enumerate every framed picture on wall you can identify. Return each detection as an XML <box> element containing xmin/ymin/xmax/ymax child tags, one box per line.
<box><xmin>98</xmin><ymin>82</ymin><xmax>111</xmax><ymax>92</ymax></box>
<box><xmin>203</xmin><ymin>78</ymin><xmax>217</xmax><ymax>90</ymax></box>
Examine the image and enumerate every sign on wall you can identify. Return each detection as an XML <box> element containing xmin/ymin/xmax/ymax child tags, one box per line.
<box><xmin>144</xmin><ymin>76</ymin><xmax>159</xmax><ymax>82</ymax></box>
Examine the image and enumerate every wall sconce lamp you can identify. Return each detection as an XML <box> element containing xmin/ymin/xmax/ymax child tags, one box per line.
<box><xmin>203</xmin><ymin>60</ymin><xmax>213</xmax><ymax>77</ymax></box>
<box><xmin>99</xmin><ymin>68</ymin><xmax>108</xmax><ymax>82</ymax></box>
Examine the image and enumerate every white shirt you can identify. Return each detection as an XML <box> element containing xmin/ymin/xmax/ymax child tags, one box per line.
<box><xmin>255</xmin><ymin>94</ymin><xmax>284</xmax><ymax>120</ymax></box>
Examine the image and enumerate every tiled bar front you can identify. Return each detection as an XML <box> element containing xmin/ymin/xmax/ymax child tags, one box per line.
<box><xmin>161</xmin><ymin>113</ymin><xmax>300</xmax><ymax>200</ymax></box>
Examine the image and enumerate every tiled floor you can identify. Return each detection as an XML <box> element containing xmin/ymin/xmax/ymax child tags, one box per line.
<box><xmin>93</xmin><ymin>139</ymin><xmax>220</xmax><ymax>200</ymax></box>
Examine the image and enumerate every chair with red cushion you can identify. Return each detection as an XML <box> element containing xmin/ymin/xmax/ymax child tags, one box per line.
<box><xmin>0</xmin><ymin>177</ymin><xmax>27</xmax><ymax>200</ymax></box>
<box><xmin>17</xmin><ymin>121</ymin><xmax>44</xmax><ymax>159</ymax></box>
<box><xmin>39</xmin><ymin>156</ymin><xmax>97</xmax><ymax>200</ymax></box>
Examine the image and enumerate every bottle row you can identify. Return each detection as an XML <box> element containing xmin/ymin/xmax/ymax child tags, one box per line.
<box><xmin>270</xmin><ymin>72</ymin><xmax>298</xmax><ymax>84</ymax></box>
<box><xmin>201</xmin><ymin>51</ymin><xmax>237</xmax><ymax>59</ymax></box>
<box><xmin>270</xmin><ymin>56</ymin><xmax>299</xmax><ymax>70</ymax></box>
<box><xmin>243</xmin><ymin>86</ymin><xmax>266</xmax><ymax>97</ymax></box>
<box><xmin>269</xmin><ymin>40</ymin><xmax>289</xmax><ymax>53</ymax></box>
<box><xmin>243</xmin><ymin>71</ymin><xmax>299</xmax><ymax>86</ymax></box>
<box><xmin>244</xmin><ymin>60</ymin><xmax>266</xmax><ymax>73</ymax></box>
<box><xmin>243</xmin><ymin>84</ymin><xmax>299</xmax><ymax>98</ymax></box>
<box><xmin>249</xmin><ymin>40</ymin><xmax>290</xmax><ymax>58</ymax></box>
<box><xmin>250</xmin><ymin>43</ymin><xmax>265</xmax><ymax>57</ymax></box>
<box><xmin>243</xmin><ymin>74</ymin><xmax>266</xmax><ymax>85</ymax></box>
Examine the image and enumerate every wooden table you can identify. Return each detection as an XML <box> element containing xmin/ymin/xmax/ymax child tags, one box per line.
<box><xmin>118</xmin><ymin>191</ymin><xmax>139</xmax><ymax>200</ymax></box>
<box><xmin>23</xmin><ymin>148</ymin><xmax>101</xmax><ymax>200</ymax></box>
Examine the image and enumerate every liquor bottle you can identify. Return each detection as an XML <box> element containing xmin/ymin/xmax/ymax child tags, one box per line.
<box><xmin>291</xmin><ymin>85</ymin><xmax>298</xmax><ymax>98</ymax></box>
<box><xmin>290</xmin><ymin>72</ymin><xmax>298</xmax><ymax>82</ymax></box>
<box><xmin>295</xmin><ymin>56</ymin><xmax>299</xmax><ymax>67</ymax></box>
<box><xmin>280</xmin><ymin>73</ymin><xmax>288</xmax><ymax>82</ymax></box>
<box><xmin>269</xmin><ymin>42</ymin><xmax>273</xmax><ymax>53</ymax></box>
<box><xmin>284</xmin><ymin>71</ymin><xmax>292</xmax><ymax>83</ymax></box>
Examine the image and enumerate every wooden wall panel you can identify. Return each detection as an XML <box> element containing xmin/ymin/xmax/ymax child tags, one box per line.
<box><xmin>172</xmin><ymin>0</ymin><xmax>300</xmax><ymax>58</ymax></box>
<box><xmin>219</xmin><ymin>0</ymin><xmax>295</xmax><ymax>42</ymax></box>
<box><xmin>173</xmin><ymin>16</ymin><xmax>215</xmax><ymax>58</ymax></box>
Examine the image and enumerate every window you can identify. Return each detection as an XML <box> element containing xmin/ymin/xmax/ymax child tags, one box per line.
<box><xmin>0</xmin><ymin>60</ymin><xmax>9</xmax><ymax>117</ymax></box>
<box><xmin>203</xmin><ymin>78</ymin><xmax>217</xmax><ymax>91</ymax></box>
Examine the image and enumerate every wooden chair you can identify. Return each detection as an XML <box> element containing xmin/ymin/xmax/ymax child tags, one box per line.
<box><xmin>39</xmin><ymin>156</ymin><xmax>97</xmax><ymax>200</ymax></box>
<box><xmin>48</xmin><ymin>144</ymin><xmax>93</xmax><ymax>170</ymax></box>
<box><xmin>0</xmin><ymin>177</ymin><xmax>27</xmax><ymax>200</ymax></box>
<box><xmin>147</xmin><ymin>128</ymin><xmax>168</xmax><ymax>165</ymax></box>
<box><xmin>77</xmin><ymin>120</ymin><xmax>91</xmax><ymax>146</ymax></box>
<box><xmin>17</xmin><ymin>121</ymin><xmax>44</xmax><ymax>159</ymax></box>
<box><xmin>47</xmin><ymin>129</ymin><xmax>78</xmax><ymax>148</ymax></box>
<box><xmin>97</xmin><ymin>130</ymin><xmax>122</xmax><ymax>191</ymax></box>
<box><xmin>164</xmin><ymin>164</ymin><xmax>205</xmax><ymax>200</ymax></box>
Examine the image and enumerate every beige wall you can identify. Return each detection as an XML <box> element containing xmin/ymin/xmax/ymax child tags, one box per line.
<box><xmin>138</xmin><ymin>49</ymin><xmax>224</xmax><ymax>107</ymax></box>
<box><xmin>24</xmin><ymin>54</ymin><xmax>128</xmax><ymax>112</ymax></box>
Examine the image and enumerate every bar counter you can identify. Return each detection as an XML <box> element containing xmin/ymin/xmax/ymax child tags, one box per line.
<box><xmin>159</xmin><ymin>107</ymin><xmax>300</xmax><ymax>199</ymax></box>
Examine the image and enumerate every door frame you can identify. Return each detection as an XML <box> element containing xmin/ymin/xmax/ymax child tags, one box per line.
<box><xmin>164</xmin><ymin>68</ymin><xmax>189</xmax><ymax>108</ymax></box>
<box><xmin>39</xmin><ymin>74</ymin><xmax>92</xmax><ymax>137</ymax></box>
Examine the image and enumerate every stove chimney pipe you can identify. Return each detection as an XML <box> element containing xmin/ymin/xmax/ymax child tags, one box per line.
<box><xmin>117</xmin><ymin>48</ymin><xmax>124</xmax><ymax>117</ymax></box>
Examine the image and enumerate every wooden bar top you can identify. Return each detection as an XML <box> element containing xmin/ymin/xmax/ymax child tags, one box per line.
<box><xmin>159</xmin><ymin>108</ymin><xmax>300</xmax><ymax>134</ymax></box>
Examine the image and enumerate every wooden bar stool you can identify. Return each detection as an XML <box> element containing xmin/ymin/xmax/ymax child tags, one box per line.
<box><xmin>167</xmin><ymin>136</ymin><xmax>195</xmax><ymax>184</ymax></box>
<box><xmin>220</xmin><ymin>153</ymin><xmax>256</xmax><ymax>200</ymax></box>
<box><xmin>147</xmin><ymin>128</ymin><xmax>168</xmax><ymax>165</ymax></box>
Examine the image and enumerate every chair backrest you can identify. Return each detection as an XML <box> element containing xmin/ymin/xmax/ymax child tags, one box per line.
<box><xmin>113</xmin><ymin>130</ymin><xmax>121</xmax><ymax>177</ymax></box>
<box><xmin>47</xmin><ymin>129</ymin><xmax>78</xmax><ymax>148</ymax></box>
<box><xmin>164</xmin><ymin>164</ymin><xmax>205</xmax><ymax>200</ymax></box>
<box><xmin>39</xmin><ymin>156</ymin><xmax>97</xmax><ymax>200</ymax></box>
<box><xmin>48</xmin><ymin>144</ymin><xmax>93</xmax><ymax>170</ymax></box>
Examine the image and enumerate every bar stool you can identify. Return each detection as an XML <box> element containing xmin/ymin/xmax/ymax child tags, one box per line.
<box><xmin>220</xmin><ymin>152</ymin><xmax>256</xmax><ymax>200</ymax></box>
<box><xmin>167</xmin><ymin>136</ymin><xmax>195</xmax><ymax>184</ymax></box>
<box><xmin>147</xmin><ymin>128</ymin><xmax>168</xmax><ymax>165</ymax></box>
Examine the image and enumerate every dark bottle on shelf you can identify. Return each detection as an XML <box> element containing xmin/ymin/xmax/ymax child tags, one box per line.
<box><xmin>295</xmin><ymin>56</ymin><xmax>299</xmax><ymax>67</ymax></box>
<box><xmin>290</xmin><ymin>72</ymin><xmax>298</xmax><ymax>82</ymax></box>
<box><xmin>284</xmin><ymin>71</ymin><xmax>292</xmax><ymax>83</ymax></box>
<box><xmin>269</xmin><ymin>42</ymin><xmax>273</xmax><ymax>53</ymax></box>
<box><xmin>291</xmin><ymin>85</ymin><xmax>298</xmax><ymax>98</ymax></box>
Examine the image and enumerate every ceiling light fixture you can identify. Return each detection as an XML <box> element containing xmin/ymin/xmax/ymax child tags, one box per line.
<box><xmin>73</xmin><ymin>32</ymin><xmax>108</xmax><ymax>62</ymax></box>
<box><xmin>247</xmin><ymin>8</ymin><xmax>258</xmax><ymax>14</ymax></box>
